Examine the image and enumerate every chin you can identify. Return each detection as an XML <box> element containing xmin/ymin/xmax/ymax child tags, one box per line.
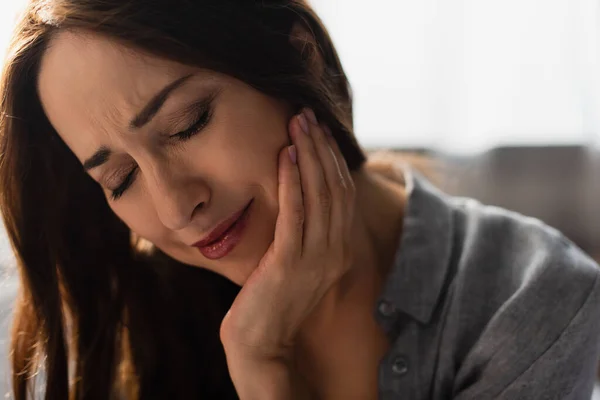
<box><xmin>211</xmin><ymin>247</ymin><xmax>266</xmax><ymax>286</ymax></box>
<box><xmin>167</xmin><ymin>238</ymin><xmax>267</xmax><ymax>286</ymax></box>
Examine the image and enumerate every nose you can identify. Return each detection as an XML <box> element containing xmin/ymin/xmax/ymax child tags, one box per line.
<box><xmin>144</xmin><ymin>163</ymin><xmax>210</xmax><ymax>231</ymax></box>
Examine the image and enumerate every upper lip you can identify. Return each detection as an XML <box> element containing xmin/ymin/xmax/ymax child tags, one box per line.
<box><xmin>192</xmin><ymin>200</ymin><xmax>252</xmax><ymax>247</ymax></box>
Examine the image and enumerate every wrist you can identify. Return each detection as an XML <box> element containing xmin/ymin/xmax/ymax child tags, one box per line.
<box><xmin>224</xmin><ymin>351</ymin><xmax>314</xmax><ymax>400</ymax></box>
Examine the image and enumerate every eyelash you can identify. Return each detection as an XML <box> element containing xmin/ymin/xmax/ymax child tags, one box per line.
<box><xmin>110</xmin><ymin>104</ymin><xmax>213</xmax><ymax>201</ymax></box>
<box><xmin>111</xmin><ymin>167</ymin><xmax>138</xmax><ymax>200</ymax></box>
<box><xmin>171</xmin><ymin>105</ymin><xmax>212</xmax><ymax>141</ymax></box>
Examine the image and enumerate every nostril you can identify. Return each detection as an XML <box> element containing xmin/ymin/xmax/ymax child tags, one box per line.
<box><xmin>192</xmin><ymin>202</ymin><xmax>205</xmax><ymax>217</ymax></box>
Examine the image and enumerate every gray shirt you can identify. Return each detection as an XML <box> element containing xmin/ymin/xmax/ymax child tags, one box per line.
<box><xmin>374</xmin><ymin>166</ymin><xmax>600</xmax><ymax>399</ymax></box>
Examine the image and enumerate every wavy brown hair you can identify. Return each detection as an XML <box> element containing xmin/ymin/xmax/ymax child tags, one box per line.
<box><xmin>0</xmin><ymin>0</ymin><xmax>367</xmax><ymax>398</ymax></box>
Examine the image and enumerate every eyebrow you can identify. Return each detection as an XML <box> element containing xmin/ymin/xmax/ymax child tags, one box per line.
<box><xmin>129</xmin><ymin>73</ymin><xmax>195</xmax><ymax>129</ymax></box>
<box><xmin>82</xmin><ymin>73</ymin><xmax>194</xmax><ymax>171</ymax></box>
<box><xmin>83</xmin><ymin>146</ymin><xmax>111</xmax><ymax>171</ymax></box>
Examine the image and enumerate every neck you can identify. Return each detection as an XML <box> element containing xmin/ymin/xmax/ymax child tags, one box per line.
<box><xmin>292</xmin><ymin>163</ymin><xmax>407</xmax><ymax>398</ymax></box>
<box><xmin>296</xmin><ymin>163</ymin><xmax>407</xmax><ymax>348</ymax></box>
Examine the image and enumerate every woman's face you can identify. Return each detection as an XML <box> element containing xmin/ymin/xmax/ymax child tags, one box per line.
<box><xmin>37</xmin><ymin>31</ymin><xmax>293</xmax><ymax>285</ymax></box>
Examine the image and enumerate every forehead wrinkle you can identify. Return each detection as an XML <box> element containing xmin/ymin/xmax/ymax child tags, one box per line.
<box><xmin>91</xmin><ymin>97</ymin><xmax>127</xmax><ymax>143</ymax></box>
<box><xmin>39</xmin><ymin>30</ymin><xmax>199</xmax><ymax>161</ymax></box>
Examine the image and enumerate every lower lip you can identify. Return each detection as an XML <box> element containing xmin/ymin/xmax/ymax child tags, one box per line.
<box><xmin>195</xmin><ymin>200</ymin><xmax>253</xmax><ymax>260</ymax></box>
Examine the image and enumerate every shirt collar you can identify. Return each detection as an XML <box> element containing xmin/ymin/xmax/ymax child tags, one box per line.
<box><xmin>376</xmin><ymin>164</ymin><xmax>454</xmax><ymax>325</ymax></box>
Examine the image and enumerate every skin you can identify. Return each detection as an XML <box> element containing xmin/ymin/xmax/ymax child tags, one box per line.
<box><xmin>37</xmin><ymin>30</ymin><xmax>407</xmax><ymax>398</ymax></box>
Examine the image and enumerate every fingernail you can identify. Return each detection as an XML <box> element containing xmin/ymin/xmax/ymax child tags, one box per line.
<box><xmin>298</xmin><ymin>113</ymin><xmax>309</xmax><ymax>135</ymax></box>
<box><xmin>288</xmin><ymin>145</ymin><xmax>297</xmax><ymax>164</ymax></box>
<box><xmin>324</xmin><ymin>126</ymin><xmax>333</xmax><ymax>137</ymax></box>
<box><xmin>304</xmin><ymin>108</ymin><xmax>318</xmax><ymax>125</ymax></box>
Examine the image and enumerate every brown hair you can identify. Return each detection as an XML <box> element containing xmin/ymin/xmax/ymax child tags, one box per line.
<box><xmin>0</xmin><ymin>0</ymin><xmax>367</xmax><ymax>398</ymax></box>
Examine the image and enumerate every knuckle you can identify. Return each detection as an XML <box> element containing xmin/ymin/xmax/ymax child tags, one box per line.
<box><xmin>307</xmin><ymin>262</ymin><xmax>326</xmax><ymax>283</ymax></box>
<box><xmin>269</xmin><ymin>264</ymin><xmax>288</xmax><ymax>284</ymax></box>
<box><xmin>316</xmin><ymin>188</ymin><xmax>331</xmax><ymax>210</ymax></box>
<box><xmin>292</xmin><ymin>204</ymin><xmax>305</xmax><ymax>227</ymax></box>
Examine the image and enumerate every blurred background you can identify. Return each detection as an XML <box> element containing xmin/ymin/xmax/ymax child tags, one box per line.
<box><xmin>0</xmin><ymin>0</ymin><xmax>599</xmax><ymax>397</ymax></box>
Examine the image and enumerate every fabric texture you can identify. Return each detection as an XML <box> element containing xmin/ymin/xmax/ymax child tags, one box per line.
<box><xmin>374</xmin><ymin>164</ymin><xmax>600</xmax><ymax>399</ymax></box>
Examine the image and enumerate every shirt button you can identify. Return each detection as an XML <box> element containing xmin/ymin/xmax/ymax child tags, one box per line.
<box><xmin>378</xmin><ymin>300</ymin><xmax>396</xmax><ymax>317</ymax></box>
<box><xmin>391</xmin><ymin>355</ymin><xmax>409</xmax><ymax>376</ymax></box>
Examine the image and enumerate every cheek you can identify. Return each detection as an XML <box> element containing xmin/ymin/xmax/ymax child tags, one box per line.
<box><xmin>237</xmin><ymin>135</ymin><xmax>284</xmax><ymax>210</ymax></box>
<box><xmin>222</xmin><ymin>108</ymin><xmax>290</xmax><ymax>201</ymax></box>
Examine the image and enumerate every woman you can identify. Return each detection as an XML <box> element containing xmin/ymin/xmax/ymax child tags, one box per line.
<box><xmin>0</xmin><ymin>0</ymin><xmax>598</xmax><ymax>399</ymax></box>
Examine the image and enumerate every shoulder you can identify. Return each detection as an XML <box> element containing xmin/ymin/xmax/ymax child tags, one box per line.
<box><xmin>369</xmin><ymin>154</ymin><xmax>600</xmax><ymax>397</ymax></box>
<box><xmin>449</xmin><ymin>194</ymin><xmax>599</xmax><ymax>317</ymax></box>
<box><xmin>444</xmin><ymin>194</ymin><xmax>600</xmax><ymax>397</ymax></box>
<box><xmin>370</xmin><ymin>153</ymin><xmax>600</xmax><ymax>329</ymax></box>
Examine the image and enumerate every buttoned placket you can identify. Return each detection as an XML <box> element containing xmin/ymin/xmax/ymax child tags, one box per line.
<box><xmin>375</xmin><ymin>298</ymin><xmax>420</xmax><ymax>399</ymax></box>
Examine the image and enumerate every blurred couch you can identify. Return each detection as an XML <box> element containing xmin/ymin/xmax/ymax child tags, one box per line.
<box><xmin>397</xmin><ymin>145</ymin><xmax>600</xmax><ymax>260</ymax></box>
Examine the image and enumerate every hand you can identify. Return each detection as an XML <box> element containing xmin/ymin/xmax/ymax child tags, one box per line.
<box><xmin>220</xmin><ymin>108</ymin><xmax>355</xmax><ymax>395</ymax></box>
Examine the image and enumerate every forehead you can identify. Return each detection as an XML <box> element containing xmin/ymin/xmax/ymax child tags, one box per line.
<box><xmin>36</xmin><ymin>31</ymin><xmax>199</xmax><ymax>160</ymax></box>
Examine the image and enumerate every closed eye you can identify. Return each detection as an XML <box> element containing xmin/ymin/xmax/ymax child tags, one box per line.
<box><xmin>110</xmin><ymin>166</ymin><xmax>138</xmax><ymax>201</ymax></box>
<box><xmin>171</xmin><ymin>106</ymin><xmax>212</xmax><ymax>141</ymax></box>
<box><xmin>109</xmin><ymin>91</ymin><xmax>218</xmax><ymax>201</ymax></box>
<box><xmin>170</xmin><ymin>92</ymin><xmax>217</xmax><ymax>141</ymax></box>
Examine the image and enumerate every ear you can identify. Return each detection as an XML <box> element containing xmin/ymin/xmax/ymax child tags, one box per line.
<box><xmin>289</xmin><ymin>21</ymin><xmax>325</xmax><ymax>78</ymax></box>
